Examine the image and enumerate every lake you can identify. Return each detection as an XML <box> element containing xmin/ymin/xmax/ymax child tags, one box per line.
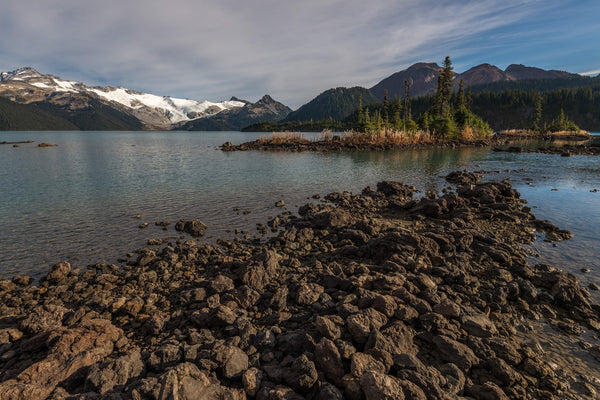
<box><xmin>1</xmin><ymin>131</ymin><xmax>599</xmax><ymax>291</ymax></box>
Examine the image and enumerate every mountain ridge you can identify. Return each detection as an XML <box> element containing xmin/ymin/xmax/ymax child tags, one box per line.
<box><xmin>0</xmin><ymin>67</ymin><xmax>280</xmax><ymax>130</ymax></box>
<box><xmin>370</xmin><ymin>62</ymin><xmax>582</xmax><ymax>100</ymax></box>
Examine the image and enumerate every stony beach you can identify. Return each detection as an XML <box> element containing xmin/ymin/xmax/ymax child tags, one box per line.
<box><xmin>1</xmin><ymin>171</ymin><xmax>599</xmax><ymax>399</ymax></box>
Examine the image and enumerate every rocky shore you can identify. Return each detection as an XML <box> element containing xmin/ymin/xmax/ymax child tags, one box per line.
<box><xmin>221</xmin><ymin>138</ymin><xmax>493</xmax><ymax>152</ymax></box>
<box><xmin>1</xmin><ymin>172</ymin><xmax>600</xmax><ymax>399</ymax></box>
<box><xmin>494</xmin><ymin>141</ymin><xmax>600</xmax><ymax>157</ymax></box>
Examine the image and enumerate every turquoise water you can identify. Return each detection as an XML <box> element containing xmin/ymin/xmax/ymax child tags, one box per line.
<box><xmin>1</xmin><ymin>131</ymin><xmax>599</xmax><ymax>286</ymax></box>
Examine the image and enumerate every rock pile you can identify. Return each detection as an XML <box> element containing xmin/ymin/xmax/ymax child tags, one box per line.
<box><xmin>1</xmin><ymin>171</ymin><xmax>599</xmax><ymax>399</ymax></box>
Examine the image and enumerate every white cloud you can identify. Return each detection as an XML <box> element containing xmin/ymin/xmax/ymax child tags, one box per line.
<box><xmin>581</xmin><ymin>69</ymin><xmax>600</xmax><ymax>76</ymax></box>
<box><xmin>0</xmin><ymin>0</ymin><xmax>586</xmax><ymax>108</ymax></box>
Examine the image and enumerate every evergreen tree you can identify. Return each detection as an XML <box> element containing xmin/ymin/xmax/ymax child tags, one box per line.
<box><xmin>392</xmin><ymin>97</ymin><xmax>402</xmax><ymax>129</ymax></box>
<box><xmin>465</xmin><ymin>86</ymin><xmax>472</xmax><ymax>110</ymax></box>
<box><xmin>404</xmin><ymin>80</ymin><xmax>412</xmax><ymax>131</ymax></box>
<box><xmin>435</xmin><ymin>56</ymin><xmax>454</xmax><ymax>118</ymax></box>
<box><xmin>457</xmin><ymin>79</ymin><xmax>465</xmax><ymax>109</ymax></box>
<box><xmin>382</xmin><ymin>90</ymin><xmax>389</xmax><ymax>125</ymax></box>
<box><xmin>532</xmin><ymin>95</ymin><xmax>542</xmax><ymax>131</ymax></box>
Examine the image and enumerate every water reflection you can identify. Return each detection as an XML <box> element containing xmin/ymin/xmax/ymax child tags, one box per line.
<box><xmin>0</xmin><ymin>131</ymin><xmax>599</xmax><ymax>284</ymax></box>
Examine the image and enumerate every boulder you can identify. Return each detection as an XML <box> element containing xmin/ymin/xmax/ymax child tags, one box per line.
<box><xmin>175</xmin><ymin>219</ymin><xmax>207</xmax><ymax>237</ymax></box>
<box><xmin>0</xmin><ymin>319</ymin><xmax>123</xmax><ymax>400</ymax></box>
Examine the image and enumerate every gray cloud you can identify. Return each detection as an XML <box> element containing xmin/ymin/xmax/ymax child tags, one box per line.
<box><xmin>0</xmin><ymin>0</ymin><xmax>573</xmax><ymax>107</ymax></box>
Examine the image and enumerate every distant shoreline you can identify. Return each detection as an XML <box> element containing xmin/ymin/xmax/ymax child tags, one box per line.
<box><xmin>221</xmin><ymin>130</ymin><xmax>592</xmax><ymax>152</ymax></box>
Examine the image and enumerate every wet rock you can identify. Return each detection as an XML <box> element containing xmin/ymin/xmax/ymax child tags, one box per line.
<box><xmin>445</xmin><ymin>170</ymin><xmax>482</xmax><ymax>185</ymax></box>
<box><xmin>44</xmin><ymin>261</ymin><xmax>71</xmax><ymax>283</ymax></box>
<box><xmin>11</xmin><ymin>275</ymin><xmax>31</xmax><ymax>286</ymax></box>
<box><xmin>376</xmin><ymin>181</ymin><xmax>415</xmax><ymax>199</ymax></box>
<box><xmin>175</xmin><ymin>219</ymin><xmax>207</xmax><ymax>237</ymax></box>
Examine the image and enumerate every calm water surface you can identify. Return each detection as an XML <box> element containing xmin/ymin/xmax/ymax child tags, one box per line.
<box><xmin>1</xmin><ymin>131</ymin><xmax>599</xmax><ymax>288</ymax></box>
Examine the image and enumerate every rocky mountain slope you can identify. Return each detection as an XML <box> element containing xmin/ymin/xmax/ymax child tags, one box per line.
<box><xmin>370</xmin><ymin>63</ymin><xmax>581</xmax><ymax>100</ymax></box>
<box><xmin>0</xmin><ymin>68</ymin><xmax>248</xmax><ymax>130</ymax></box>
<box><xmin>178</xmin><ymin>95</ymin><xmax>292</xmax><ymax>131</ymax></box>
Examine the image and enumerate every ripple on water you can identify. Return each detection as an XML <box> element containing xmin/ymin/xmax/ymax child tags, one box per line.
<box><xmin>0</xmin><ymin>131</ymin><xmax>599</xmax><ymax>282</ymax></box>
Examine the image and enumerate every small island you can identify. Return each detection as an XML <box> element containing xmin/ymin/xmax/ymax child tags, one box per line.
<box><xmin>225</xmin><ymin>58</ymin><xmax>593</xmax><ymax>153</ymax></box>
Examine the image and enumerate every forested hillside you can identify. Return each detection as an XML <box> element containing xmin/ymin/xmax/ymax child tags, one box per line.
<box><xmin>0</xmin><ymin>97</ymin><xmax>77</xmax><ymax>130</ymax></box>
<box><xmin>406</xmin><ymin>85</ymin><xmax>600</xmax><ymax>131</ymax></box>
<box><xmin>284</xmin><ymin>87</ymin><xmax>379</xmax><ymax>122</ymax></box>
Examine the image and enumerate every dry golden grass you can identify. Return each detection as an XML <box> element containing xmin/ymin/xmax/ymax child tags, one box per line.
<box><xmin>340</xmin><ymin>128</ymin><xmax>433</xmax><ymax>146</ymax></box>
<box><xmin>258</xmin><ymin>132</ymin><xmax>309</xmax><ymax>144</ymax></box>
<box><xmin>460</xmin><ymin>126</ymin><xmax>475</xmax><ymax>141</ymax></box>
<box><xmin>498</xmin><ymin>129</ymin><xmax>589</xmax><ymax>137</ymax></box>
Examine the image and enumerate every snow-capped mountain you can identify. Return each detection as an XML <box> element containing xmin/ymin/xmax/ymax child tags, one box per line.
<box><xmin>0</xmin><ymin>67</ymin><xmax>246</xmax><ymax>129</ymax></box>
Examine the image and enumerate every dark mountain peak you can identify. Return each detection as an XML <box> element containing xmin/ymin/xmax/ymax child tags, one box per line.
<box><xmin>257</xmin><ymin>94</ymin><xmax>276</xmax><ymax>104</ymax></box>
<box><xmin>370</xmin><ymin>63</ymin><xmax>441</xmax><ymax>100</ymax></box>
<box><xmin>229</xmin><ymin>96</ymin><xmax>250</xmax><ymax>104</ymax></box>
<box><xmin>456</xmin><ymin>64</ymin><xmax>509</xmax><ymax>85</ymax></box>
<box><xmin>407</xmin><ymin>62</ymin><xmax>441</xmax><ymax>71</ymax></box>
<box><xmin>505</xmin><ymin>64</ymin><xmax>575</xmax><ymax>80</ymax></box>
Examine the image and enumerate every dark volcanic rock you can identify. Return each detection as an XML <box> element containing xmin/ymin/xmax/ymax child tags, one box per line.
<box><xmin>175</xmin><ymin>219</ymin><xmax>207</xmax><ymax>237</ymax></box>
<box><xmin>1</xmin><ymin>173</ymin><xmax>597</xmax><ymax>399</ymax></box>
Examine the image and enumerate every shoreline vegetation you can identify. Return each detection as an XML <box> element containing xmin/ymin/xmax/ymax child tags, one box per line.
<box><xmin>222</xmin><ymin>129</ymin><xmax>592</xmax><ymax>153</ymax></box>
<box><xmin>1</xmin><ymin>172</ymin><xmax>600</xmax><ymax>398</ymax></box>
<box><xmin>229</xmin><ymin>57</ymin><xmax>592</xmax><ymax>153</ymax></box>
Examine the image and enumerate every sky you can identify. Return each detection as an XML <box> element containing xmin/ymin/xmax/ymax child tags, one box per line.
<box><xmin>1</xmin><ymin>0</ymin><xmax>599</xmax><ymax>108</ymax></box>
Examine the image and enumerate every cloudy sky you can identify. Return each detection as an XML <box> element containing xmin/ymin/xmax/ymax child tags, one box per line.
<box><xmin>1</xmin><ymin>0</ymin><xmax>598</xmax><ymax>108</ymax></box>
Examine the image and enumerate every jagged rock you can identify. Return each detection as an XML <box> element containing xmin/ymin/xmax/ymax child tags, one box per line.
<box><xmin>283</xmin><ymin>354</ymin><xmax>318</xmax><ymax>393</ymax></box>
<box><xmin>468</xmin><ymin>381</ymin><xmax>510</xmax><ymax>400</ymax></box>
<box><xmin>351</xmin><ymin>352</ymin><xmax>386</xmax><ymax>376</ymax></box>
<box><xmin>132</xmin><ymin>362</ymin><xmax>244</xmax><ymax>400</ymax></box>
<box><xmin>462</xmin><ymin>313</ymin><xmax>498</xmax><ymax>338</ymax></box>
<box><xmin>315</xmin><ymin>316</ymin><xmax>341</xmax><ymax>340</ymax></box>
<box><xmin>85</xmin><ymin>350</ymin><xmax>144</xmax><ymax>393</ymax></box>
<box><xmin>243</xmin><ymin>367</ymin><xmax>263</xmax><ymax>397</ymax></box>
<box><xmin>19</xmin><ymin>304</ymin><xmax>69</xmax><ymax>335</ymax></box>
<box><xmin>431</xmin><ymin>335</ymin><xmax>480</xmax><ymax>371</ymax></box>
<box><xmin>212</xmin><ymin>344</ymin><xmax>248</xmax><ymax>379</ymax></box>
<box><xmin>148</xmin><ymin>343</ymin><xmax>182</xmax><ymax>372</ymax></box>
<box><xmin>175</xmin><ymin>219</ymin><xmax>207</xmax><ymax>237</ymax></box>
<box><xmin>44</xmin><ymin>261</ymin><xmax>71</xmax><ymax>283</ymax></box>
<box><xmin>0</xmin><ymin>319</ymin><xmax>123</xmax><ymax>400</ymax></box>
<box><xmin>359</xmin><ymin>371</ymin><xmax>405</xmax><ymax>400</ymax></box>
<box><xmin>314</xmin><ymin>338</ymin><xmax>344</xmax><ymax>385</ymax></box>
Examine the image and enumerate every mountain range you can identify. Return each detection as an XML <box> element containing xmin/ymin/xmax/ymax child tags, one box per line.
<box><xmin>0</xmin><ymin>68</ymin><xmax>289</xmax><ymax>131</ymax></box>
<box><xmin>369</xmin><ymin>62</ymin><xmax>579</xmax><ymax>100</ymax></box>
<box><xmin>0</xmin><ymin>62</ymin><xmax>597</xmax><ymax>130</ymax></box>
